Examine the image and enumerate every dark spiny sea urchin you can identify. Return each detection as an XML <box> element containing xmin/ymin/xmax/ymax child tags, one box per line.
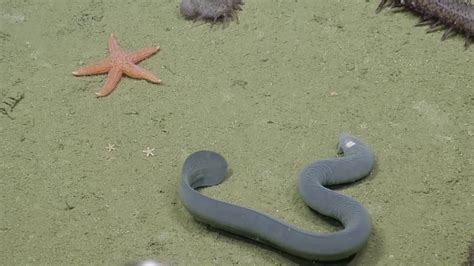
<box><xmin>377</xmin><ymin>0</ymin><xmax>474</xmax><ymax>48</ymax></box>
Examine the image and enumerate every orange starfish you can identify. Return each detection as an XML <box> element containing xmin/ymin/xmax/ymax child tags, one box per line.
<box><xmin>72</xmin><ymin>33</ymin><xmax>161</xmax><ymax>97</ymax></box>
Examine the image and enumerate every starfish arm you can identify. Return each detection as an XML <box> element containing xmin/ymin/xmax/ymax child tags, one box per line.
<box><xmin>72</xmin><ymin>58</ymin><xmax>112</xmax><ymax>76</ymax></box>
<box><xmin>129</xmin><ymin>46</ymin><xmax>160</xmax><ymax>63</ymax></box>
<box><xmin>95</xmin><ymin>67</ymin><xmax>123</xmax><ymax>97</ymax></box>
<box><xmin>108</xmin><ymin>33</ymin><xmax>121</xmax><ymax>54</ymax></box>
<box><xmin>122</xmin><ymin>64</ymin><xmax>161</xmax><ymax>84</ymax></box>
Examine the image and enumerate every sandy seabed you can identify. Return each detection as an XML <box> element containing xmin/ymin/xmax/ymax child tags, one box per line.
<box><xmin>0</xmin><ymin>0</ymin><xmax>472</xmax><ymax>265</ymax></box>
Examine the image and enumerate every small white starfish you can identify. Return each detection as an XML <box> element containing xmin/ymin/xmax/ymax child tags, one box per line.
<box><xmin>142</xmin><ymin>147</ymin><xmax>155</xmax><ymax>157</ymax></box>
<box><xmin>106</xmin><ymin>143</ymin><xmax>116</xmax><ymax>152</ymax></box>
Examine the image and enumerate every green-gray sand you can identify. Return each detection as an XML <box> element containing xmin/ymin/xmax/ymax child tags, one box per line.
<box><xmin>0</xmin><ymin>0</ymin><xmax>472</xmax><ymax>265</ymax></box>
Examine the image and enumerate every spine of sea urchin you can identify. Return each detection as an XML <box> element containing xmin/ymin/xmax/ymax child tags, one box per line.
<box><xmin>377</xmin><ymin>0</ymin><xmax>474</xmax><ymax>48</ymax></box>
<box><xmin>466</xmin><ymin>236</ymin><xmax>474</xmax><ymax>266</ymax></box>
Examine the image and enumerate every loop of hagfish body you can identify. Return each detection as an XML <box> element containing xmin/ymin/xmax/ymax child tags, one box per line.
<box><xmin>179</xmin><ymin>133</ymin><xmax>375</xmax><ymax>261</ymax></box>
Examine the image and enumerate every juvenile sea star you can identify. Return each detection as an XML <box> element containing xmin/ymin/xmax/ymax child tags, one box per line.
<box><xmin>143</xmin><ymin>147</ymin><xmax>155</xmax><ymax>157</ymax></box>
